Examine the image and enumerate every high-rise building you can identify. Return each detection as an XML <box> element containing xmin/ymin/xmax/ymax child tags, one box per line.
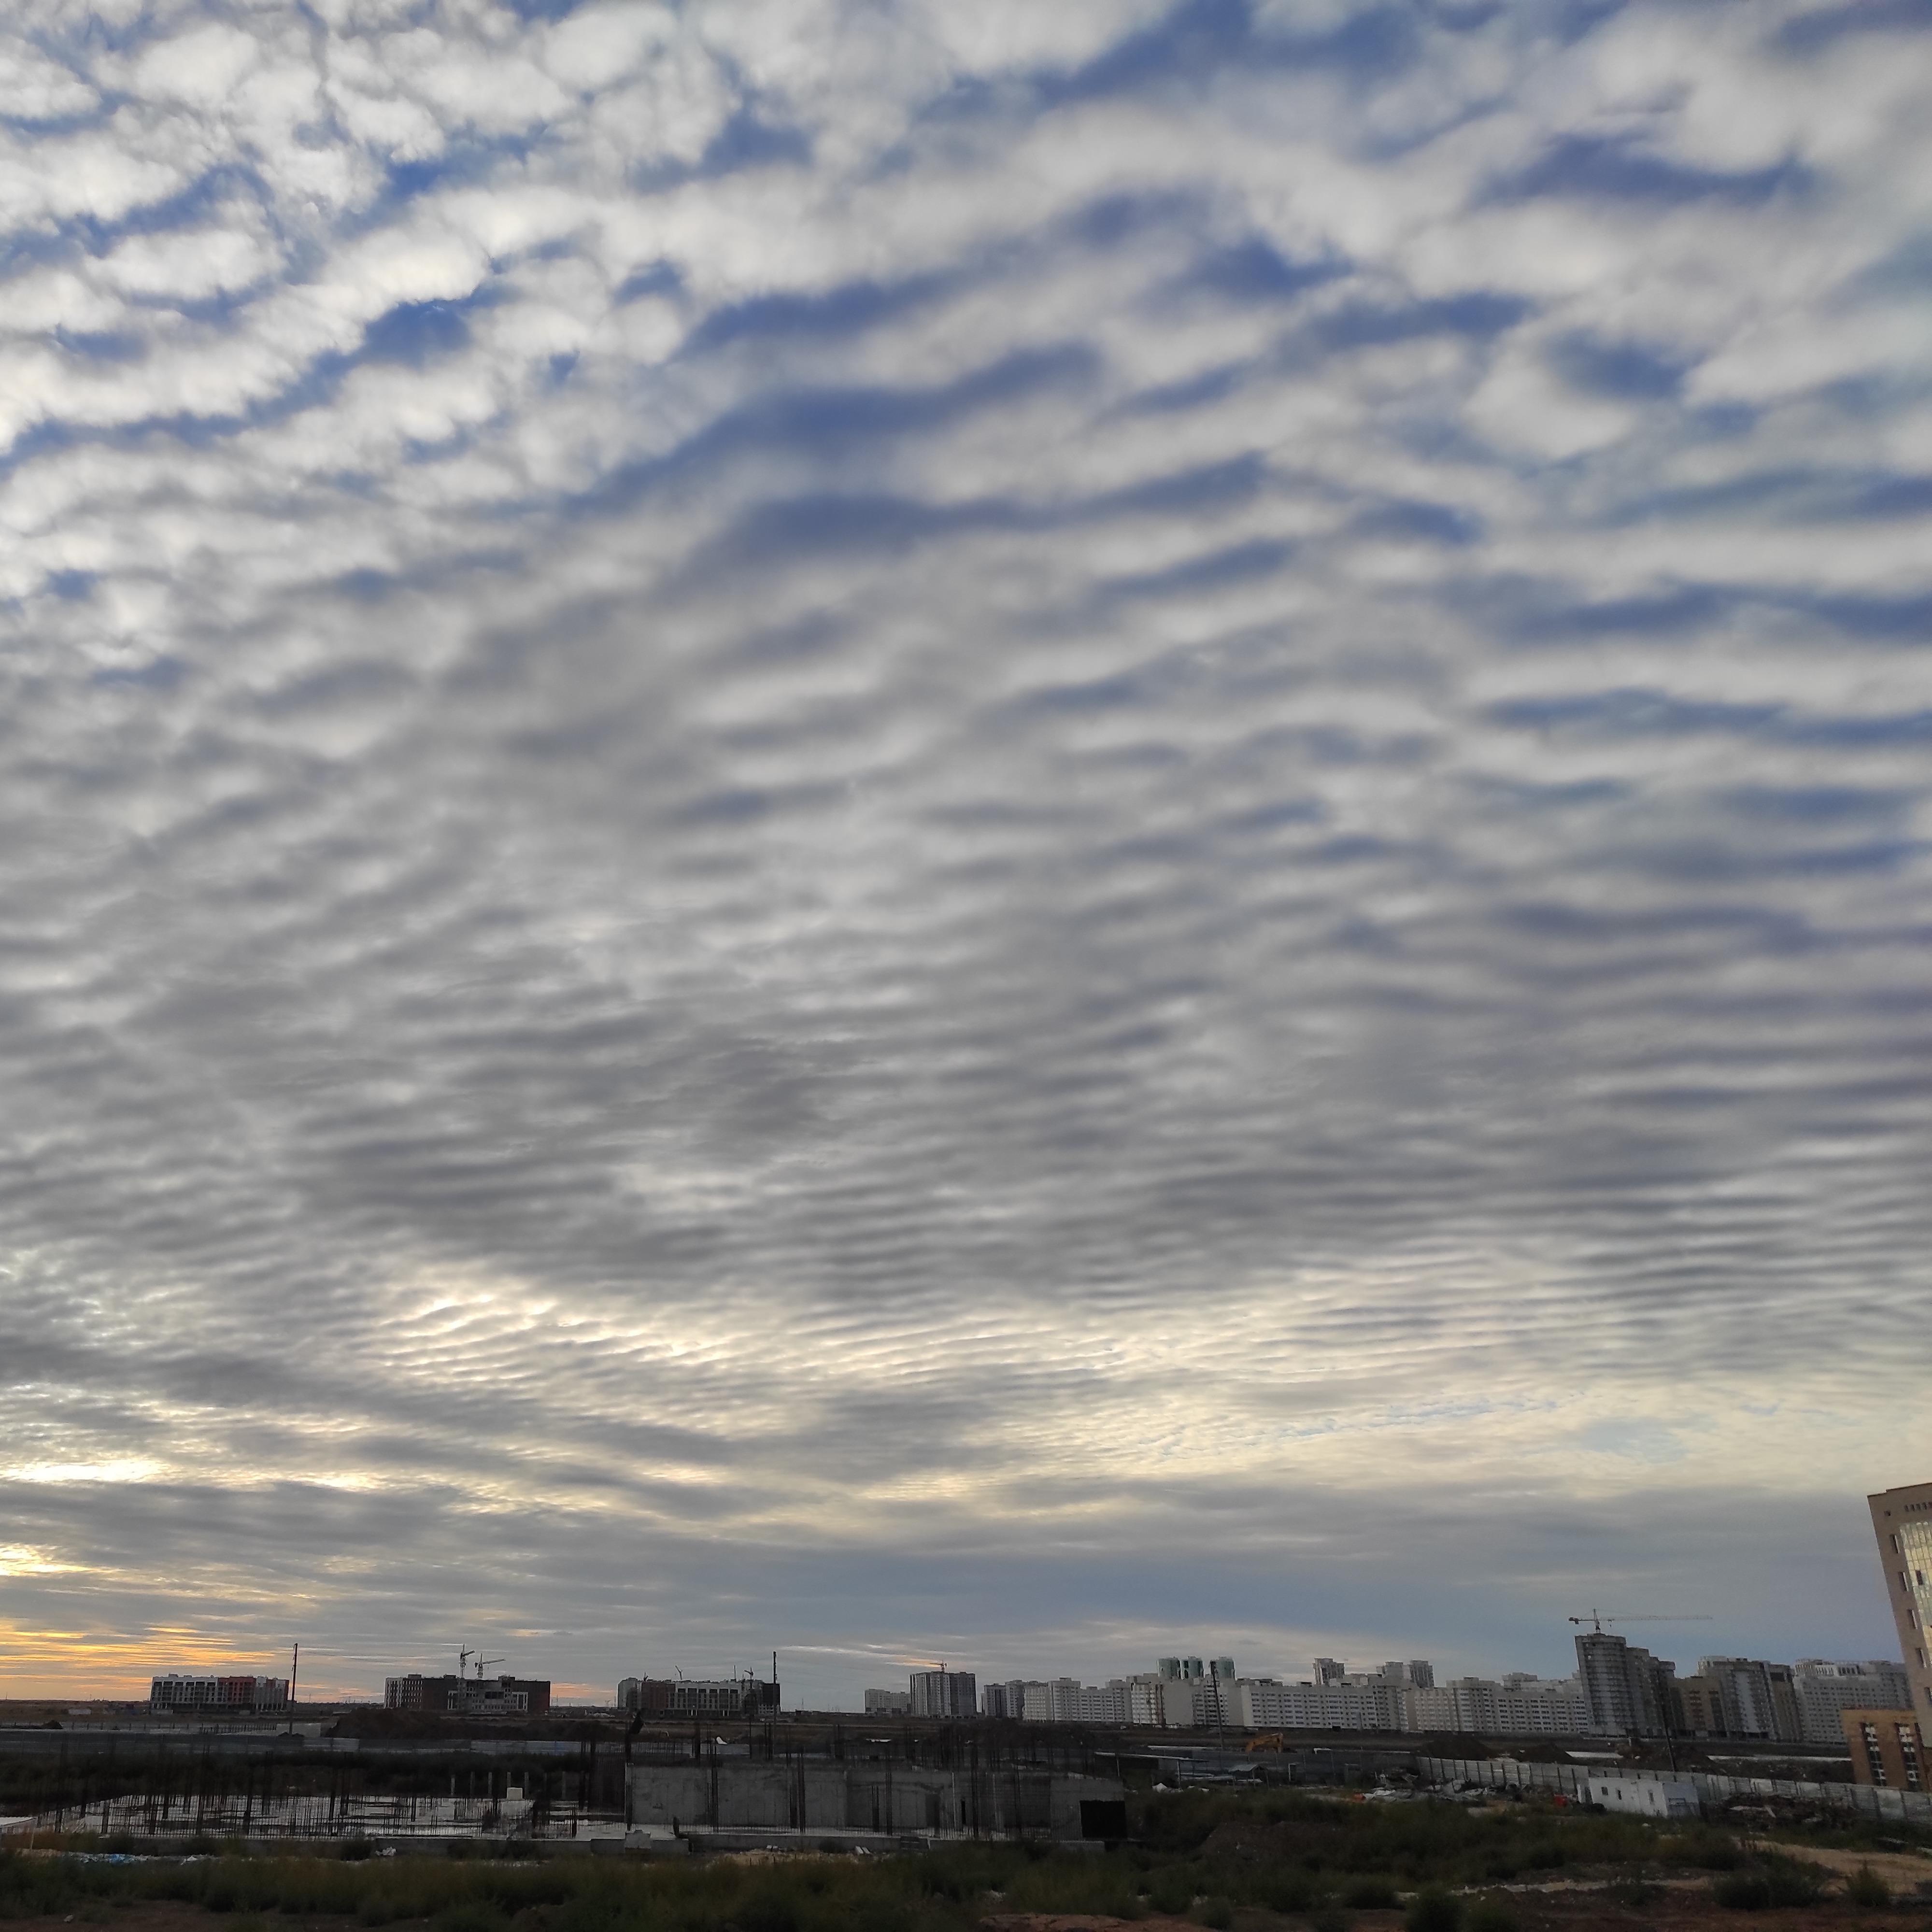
<box><xmin>1696</xmin><ymin>1658</ymin><xmax>1802</xmax><ymax>1742</ymax></box>
<box><xmin>1791</xmin><ymin>1660</ymin><xmax>1914</xmax><ymax>1745</ymax></box>
<box><xmin>908</xmin><ymin>1668</ymin><xmax>977</xmax><ymax>1718</ymax></box>
<box><xmin>1868</xmin><ymin>1481</ymin><xmax>1932</xmax><ymax>1730</ymax></box>
<box><xmin>1575</xmin><ymin>1632</ymin><xmax>1676</xmax><ymax>1736</ymax></box>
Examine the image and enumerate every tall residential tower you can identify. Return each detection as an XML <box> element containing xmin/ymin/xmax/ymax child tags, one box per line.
<box><xmin>1869</xmin><ymin>1481</ymin><xmax>1932</xmax><ymax>1729</ymax></box>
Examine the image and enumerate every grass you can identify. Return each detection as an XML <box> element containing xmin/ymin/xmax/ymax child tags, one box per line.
<box><xmin>1710</xmin><ymin>1853</ymin><xmax>1832</xmax><ymax>1912</ymax></box>
<box><xmin>0</xmin><ymin>1787</ymin><xmax>1819</xmax><ymax>1932</ymax></box>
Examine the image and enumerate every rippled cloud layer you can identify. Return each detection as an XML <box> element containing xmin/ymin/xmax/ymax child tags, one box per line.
<box><xmin>2</xmin><ymin>0</ymin><xmax>1929</xmax><ymax>1703</ymax></box>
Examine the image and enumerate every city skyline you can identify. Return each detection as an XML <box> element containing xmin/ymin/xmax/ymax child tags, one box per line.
<box><xmin>3</xmin><ymin>0</ymin><xmax>1930</xmax><ymax>1708</ymax></box>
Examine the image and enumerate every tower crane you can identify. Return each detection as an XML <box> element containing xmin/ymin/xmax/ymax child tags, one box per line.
<box><xmin>1568</xmin><ymin>1610</ymin><xmax>1713</xmax><ymax>1632</ymax></box>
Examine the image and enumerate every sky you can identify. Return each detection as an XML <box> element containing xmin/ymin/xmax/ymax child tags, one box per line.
<box><xmin>1</xmin><ymin>0</ymin><xmax>1930</xmax><ymax>1711</ymax></box>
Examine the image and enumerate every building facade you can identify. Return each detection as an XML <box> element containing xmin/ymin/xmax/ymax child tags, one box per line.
<box><xmin>1695</xmin><ymin>1658</ymin><xmax>1802</xmax><ymax>1742</ymax></box>
<box><xmin>1843</xmin><ymin>1707</ymin><xmax>1926</xmax><ymax>1790</ymax></box>
<box><xmin>1792</xmin><ymin>1661</ymin><xmax>1913</xmax><ymax>1745</ymax></box>
<box><xmin>908</xmin><ymin>1668</ymin><xmax>976</xmax><ymax>1719</ymax></box>
<box><xmin>864</xmin><ymin>1688</ymin><xmax>911</xmax><ymax>1714</ymax></box>
<box><xmin>1869</xmin><ymin>1482</ymin><xmax>1932</xmax><ymax>1731</ymax></box>
<box><xmin>384</xmin><ymin>1673</ymin><xmax>552</xmax><ymax>1717</ymax></box>
<box><xmin>668</xmin><ymin>1677</ymin><xmax>777</xmax><ymax>1719</ymax></box>
<box><xmin>1576</xmin><ymin>1632</ymin><xmax>1676</xmax><ymax>1737</ymax></box>
<box><xmin>150</xmin><ymin>1674</ymin><xmax>289</xmax><ymax>1713</ymax></box>
<box><xmin>1235</xmin><ymin>1677</ymin><xmax>1400</xmax><ymax>1731</ymax></box>
<box><xmin>1407</xmin><ymin>1674</ymin><xmax>1589</xmax><ymax>1735</ymax></box>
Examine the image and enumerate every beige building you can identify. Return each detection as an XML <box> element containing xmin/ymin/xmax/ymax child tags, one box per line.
<box><xmin>1842</xmin><ymin>1706</ymin><xmax>1926</xmax><ymax>1791</ymax></box>
<box><xmin>1868</xmin><ymin>1480</ymin><xmax>1932</xmax><ymax>1729</ymax></box>
<box><xmin>1674</xmin><ymin>1674</ymin><xmax>1724</xmax><ymax>1735</ymax></box>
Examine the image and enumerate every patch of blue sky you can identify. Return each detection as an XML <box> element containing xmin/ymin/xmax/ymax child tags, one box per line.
<box><xmin>1546</xmin><ymin>332</ymin><xmax>1690</xmax><ymax>400</ymax></box>
<box><xmin>1096</xmin><ymin>536</ymin><xmax>1295</xmax><ymax>604</ymax></box>
<box><xmin>682</xmin><ymin>268</ymin><xmax>959</xmax><ymax>356</ymax></box>
<box><xmin>1038</xmin><ymin>0</ymin><xmax>1430</xmax><ymax>109</ymax></box>
<box><xmin>579</xmin><ymin>343</ymin><xmax>1102</xmax><ymax>520</ymax></box>
<box><xmin>627</xmin><ymin>109</ymin><xmax>811</xmax><ymax>196</ymax></box>
<box><xmin>1298</xmin><ymin>290</ymin><xmax>1534</xmax><ymax>357</ymax></box>
<box><xmin>0</xmin><ymin>161</ymin><xmax>268</xmax><ymax>279</ymax></box>
<box><xmin>1777</xmin><ymin>0</ymin><xmax>1932</xmax><ymax>52</ymax></box>
<box><xmin>1486</xmin><ymin>133</ymin><xmax>1817</xmax><ymax>206</ymax></box>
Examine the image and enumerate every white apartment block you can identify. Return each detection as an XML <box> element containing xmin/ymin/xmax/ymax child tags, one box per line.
<box><xmin>1236</xmin><ymin>1678</ymin><xmax>1401</xmax><ymax>1731</ymax></box>
<box><xmin>1792</xmin><ymin>1660</ymin><xmax>1916</xmax><ymax>1745</ymax></box>
<box><xmin>1406</xmin><ymin>1675</ymin><xmax>1591</xmax><ymax>1735</ymax></box>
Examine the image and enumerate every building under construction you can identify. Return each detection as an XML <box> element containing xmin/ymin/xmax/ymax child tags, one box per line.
<box><xmin>618</xmin><ymin>1676</ymin><xmax>780</xmax><ymax>1719</ymax></box>
<box><xmin>384</xmin><ymin>1674</ymin><xmax>552</xmax><ymax>1717</ymax></box>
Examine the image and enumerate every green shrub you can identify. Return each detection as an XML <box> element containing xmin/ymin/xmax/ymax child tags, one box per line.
<box><xmin>1310</xmin><ymin>1910</ymin><xmax>1350</xmax><ymax>1932</ymax></box>
<box><xmin>1406</xmin><ymin>1889</ymin><xmax>1461</xmax><ymax>1932</ymax></box>
<box><xmin>1193</xmin><ymin>1898</ymin><xmax>1233</xmax><ymax>1930</ymax></box>
<box><xmin>846</xmin><ymin>1900</ymin><xmax>913</xmax><ymax>1932</ymax></box>
<box><xmin>1344</xmin><ymin>1879</ymin><xmax>1398</xmax><ymax>1910</ymax></box>
<box><xmin>1250</xmin><ymin>1869</ymin><xmax>1317</xmax><ymax>1914</ymax></box>
<box><xmin>1848</xmin><ymin>1866</ymin><xmax>1892</xmax><ymax>1909</ymax></box>
<box><xmin>732</xmin><ymin>1887</ymin><xmax>798</xmax><ymax>1932</ymax></box>
<box><xmin>1149</xmin><ymin>1868</ymin><xmax>1197</xmax><ymax>1916</ymax></box>
<box><xmin>1713</xmin><ymin>1856</ymin><xmax>1827</xmax><ymax>1912</ymax></box>
<box><xmin>435</xmin><ymin>1902</ymin><xmax>510</xmax><ymax>1932</ymax></box>
<box><xmin>1463</xmin><ymin>1901</ymin><xmax>1517</xmax><ymax>1932</ymax></box>
<box><xmin>1713</xmin><ymin>1870</ymin><xmax>1772</xmax><ymax>1911</ymax></box>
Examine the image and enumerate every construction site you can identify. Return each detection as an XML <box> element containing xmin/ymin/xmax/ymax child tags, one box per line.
<box><xmin>1</xmin><ymin>1697</ymin><xmax>1906</xmax><ymax>1854</ymax></box>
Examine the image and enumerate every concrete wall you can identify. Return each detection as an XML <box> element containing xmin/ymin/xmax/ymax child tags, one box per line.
<box><xmin>624</xmin><ymin>1762</ymin><xmax>1122</xmax><ymax>1839</ymax></box>
<box><xmin>1417</xmin><ymin>1751</ymin><xmax>1932</xmax><ymax>1824</ymax></box>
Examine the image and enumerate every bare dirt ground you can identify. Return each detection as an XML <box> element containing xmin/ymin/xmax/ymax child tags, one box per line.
<box><xmin>1746</xmin><ymin>1847</ymin><xmax>1932</xmax><ymax>1895</ymax></box>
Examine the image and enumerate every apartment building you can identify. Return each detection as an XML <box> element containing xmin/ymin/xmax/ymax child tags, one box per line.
<box><xmin>1844</xmin><ymin>1707</ymin><xmax>1927</xmax><ymax>1791</ymax></box>
<box><xmin>151</xmin><ymin>1674</ymin><xmax>289</xmax><ymax>1714</ymax></box>
<box><xmin>1869</xmin><ymin>1481</ymin><xmax>1932</xmax><ymax>1730</ymax></box>
<box><xmin>1792</xmin><ymin>1660</ymin><xmax>1914</xmax><ymax>1745</ymax></box>
<box><xmin>908</xmin><ymin>1668</ymin><xmax>977</xmax><ymax>1718</ymax></box>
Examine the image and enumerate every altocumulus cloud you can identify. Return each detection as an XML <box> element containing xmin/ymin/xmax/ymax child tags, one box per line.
<box><xmin>1</xmin><ymin>0</ymin><xmax>1930</xmax><ymax>1705</ymax></box>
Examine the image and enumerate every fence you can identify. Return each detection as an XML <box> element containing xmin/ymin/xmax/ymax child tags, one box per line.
<box><xmin>1416</xmin><ymin>1754</ymin><xmax>1932</xmax><ymax>1825</ymax></box>
<box><xmin>0</xmin><ymin>1791</ymin><xmax>625</xmax><ymax>1841</ymax></box>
